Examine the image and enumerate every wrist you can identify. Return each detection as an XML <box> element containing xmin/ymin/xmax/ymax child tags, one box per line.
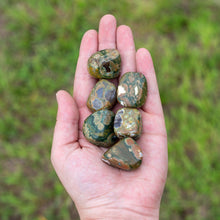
<box><xmin>79</xmin><ymin>206</ymin><xmax>159</xmax><ymax>220</ymax></box>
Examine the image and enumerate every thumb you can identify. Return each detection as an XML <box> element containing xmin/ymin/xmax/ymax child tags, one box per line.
<box><xmin>51</xmin><ymin>90</ymin><xmax>79</xmax><ymax>167</ymax></box>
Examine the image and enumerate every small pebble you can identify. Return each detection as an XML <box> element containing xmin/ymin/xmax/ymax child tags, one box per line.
<box><xmin>114</xmin><ymin>108</ymin><xmax>142</xmax><ymax>139</ymax></box>
<box><xmin>87</xmin><ymin>80</ymin><xmax>117</xmax><ymax>112</ymax></box>
<box><xmin>83</xmin><ymin>109</ymin><xmax>118</xmax><ymax>147</ymax></box>
<box><xmin>88</xmin><ymin>49</ymin><xmax>121</xmax><ymax>79</ymax></box>
<box><xmin>117</xmin><ymin>72</ymin><xmax>147</xmax><ymax>108</ymax></box>
<box><xmin>102</xmin><ymin>137</ymin><xmax>143</xmax><ymax>170</ymax></box>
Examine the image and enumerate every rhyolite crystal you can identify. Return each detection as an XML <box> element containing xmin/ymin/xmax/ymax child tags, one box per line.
<box><xmin>83</xmin><ymin>109</ymin><xmax>118</xmax><ymax>147</ymax></box>
<box><xmin>117</xmin><ymin>72</ymin><xmax>147</xmax><ymax>108</ymax></box>
<box><xmin>102</xmin><ymin>137</ymin><xmax>143</xmax><ymax>170</ymax></box>
<box><xmin>114</xmin><ymin>108</ymin><xmax>142</xmax><ymax>139</ymax></box>
<box><xmin>87</xmin><ymin>80</ymin><xmax>117</xmax><ymax>112</ymax></box>
<box><xmin>88</xmin><ymin>49</ymin><xmax>121</xmax><ymax>79</ymax></box>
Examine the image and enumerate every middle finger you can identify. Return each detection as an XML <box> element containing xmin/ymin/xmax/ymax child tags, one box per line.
<box><xmin>98</xmin><ymin>14</ymin><xmax>117</xmax><ymax>50</ymax></box>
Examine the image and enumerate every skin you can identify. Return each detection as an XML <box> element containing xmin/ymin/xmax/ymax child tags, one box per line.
<box><xmin>51</xmin><ymin>14</ymin><xmax>168</xmax><ymax>220</ymax></box>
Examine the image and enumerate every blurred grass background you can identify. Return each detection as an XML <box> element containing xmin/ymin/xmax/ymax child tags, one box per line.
<box><xmin>0</xmin><ymin>0</ymin><xmax>219</xmax><ymax>219</ymax></box>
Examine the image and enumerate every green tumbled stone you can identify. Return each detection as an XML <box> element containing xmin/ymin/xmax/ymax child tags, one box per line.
<box><xmin>83</xmin><ymin>109</ymin><xmax>118</xmax><ymax>147</ymax></box>
<box><xmin>88</xmin><ymin>49</ymin><xmax>121</xmax><ymax>79</ymax></box>
<box><xmin>117</xmin><ymin>72</ymin><xmax>147</xmax><ymax>108</ymax></box>
<box><xmin>102</xmin><ymin>137</ymin><xmax>143</xmax><ymax>170</ymax></box>
<box><xmin>87</xmin><ymin>80</ymin><xmax>117</xmax><ymax>112</ymax></box>
<box><xmin>114</xmin><ymin>108</ymin><xmax>142</xmax><ymax>139</ymax></box>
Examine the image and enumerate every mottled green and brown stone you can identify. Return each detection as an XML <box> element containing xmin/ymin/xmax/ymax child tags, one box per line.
<box><xmin>83</xmin><ymin>109</ymin><xmax>118</xmax><ymax>147</ymax></box>
<box><xmin>87</xmin><ymin>80</ymin><xmax>117</xmax><ymax>112</ymax></box>
<box><xmin>114</xmin><ymin>108</ymin><xmax>142</xmax><ymax>139</ymax></box>
<box><xmin>102</xmin><ymin>137</ymin><xmax>143</xmax><ymax>170</ymax></box>
<box><xmin>88</xmin><ymin>49</ymin><xmax>121</xmax><ymax>79</ymax></box>
<box><xmin>117</xmin><ymin>72</ymin><xmax>147</xmax><ymax>107</ymax></box>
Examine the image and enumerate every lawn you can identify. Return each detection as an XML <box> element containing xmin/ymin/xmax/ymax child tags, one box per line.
<box><xmin>0</xmin><ymin>0</ymin><xmax>219</xmax><ymax>219</ymax></box>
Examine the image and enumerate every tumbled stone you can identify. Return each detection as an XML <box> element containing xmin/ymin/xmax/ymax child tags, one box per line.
<box><xmin>117</xmin><ymin>72</ymin><xmax>147</xmax><ymax>108</ymax></box>
<box><xmin>83</xmin><ymin>109</ymin><xmax>118</xmax><ymax>147</ymax></box>
<box><xmin>102</xmin><ymin>137</ymin><xmax>143</xmax><ymax>170</ymax></box>
<box><xmin>88</xmin><ymin>49</ymin><xmax>121</xmax><ymax>79</ymax></box>
<box><xmin>87</xmin><ymin>80</ymin><xmax>117</xmax><ymax>112</ymax></box>
<box><xmin>114</xmin><ymin>108</ymin><xmax>142</xmax><ymax>139</ymax></box>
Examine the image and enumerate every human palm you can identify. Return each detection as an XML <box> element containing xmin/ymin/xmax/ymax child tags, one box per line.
<box><xmin>51</xmin><ymin>15</ymin><xmax>167</xmax><ymax>220</ymax></box>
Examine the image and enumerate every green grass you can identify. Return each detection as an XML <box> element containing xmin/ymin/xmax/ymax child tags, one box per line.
<box><xmin>0</xmin><ymin>0</ymin><xmax>219</xmax><ymax>219</ymax></box>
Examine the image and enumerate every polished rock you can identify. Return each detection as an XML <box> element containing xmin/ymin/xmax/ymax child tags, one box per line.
<box><xmin>117</xmin><ymin>72</ymin><xmax>147</xmax><ymax>107</ymax></box>
<box><xmin>87</xmin><ymin>80</ymin><xmax>117</xmax><ymax>112</ymax></box>
<box><xmin>88</xmin><ymin>49</ymin><xmax>121</xmax><ymax>79</ymax></box>
<box><xmin>114</xmin><ymin>108</ymin><xmax>142</xmax><ymax>139</ymax></box>
<box><xmin>83</xmin><ymin>109</ymin><xmax>118</xmax><ymax>147</ymax></box>
<box><xmin>102</xmin><ymin>137</ymin><xmax>143</xmax><ymax>170</ymax></box>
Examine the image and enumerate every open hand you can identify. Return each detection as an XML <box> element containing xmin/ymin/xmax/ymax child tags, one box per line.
<box><xmin>51</xmin><ymin>14</ymin><xmax>168</xmax><ymax>220</ymax></box>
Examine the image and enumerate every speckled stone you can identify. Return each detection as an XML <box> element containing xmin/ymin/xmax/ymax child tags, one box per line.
<box><xmin>83</xmin><ymin>109</ymin><xmax>118</xmax><ymax>147</ymax></box>
<box><xmin>102</xmin><ymin>137</ymin><xmax>143</xmax><ymax>170</ymax></box>
<box><xmin>117</xmin><ymin>72</ymin><xmax>147</xmax><ymax>107</ymax></box>
<box><xmin>88</xmin><ymin>49</ymin><xmax>121</xmax><ymax>79</ymax></box>
<box><xmin>87</xmin><ymin>80</ymin><xmax>117</xmax><ymax>112</ymax></box>
<box><xmin>114</xmin><ymin>108</ymin><xmax>142</xmax><ymax>139</ymax></box>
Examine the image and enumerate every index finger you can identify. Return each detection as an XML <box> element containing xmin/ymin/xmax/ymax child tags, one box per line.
<box><xmin>73</xmin><ymin>30</ymin><xmax>98</xmax><ymax>109</ymax></box>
